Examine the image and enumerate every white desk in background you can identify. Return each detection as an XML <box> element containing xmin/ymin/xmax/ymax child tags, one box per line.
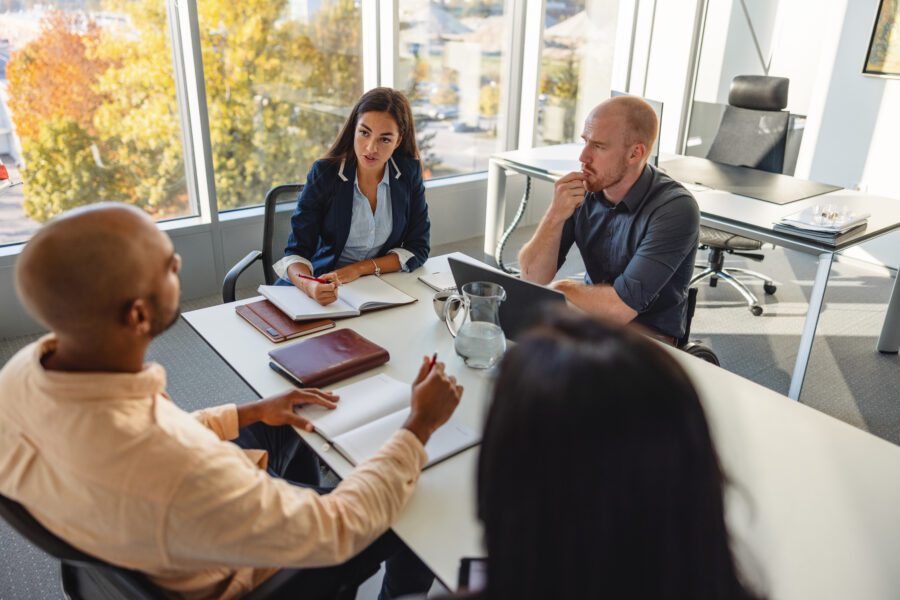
<box><xmin>183</xmin><ymin>253</ymin><xmax>900</xmax><ymax>598</ymax></box>
<box><xmin>484</xmin><ymin>144</ymin><xmax>900</xmax><ymax>400</ymax></box>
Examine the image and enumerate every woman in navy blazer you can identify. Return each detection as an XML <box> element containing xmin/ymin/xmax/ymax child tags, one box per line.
<box><xmin>275</xmin><ymin>87</ymin><xmax>430</xmax><ymax>305</ymax></box>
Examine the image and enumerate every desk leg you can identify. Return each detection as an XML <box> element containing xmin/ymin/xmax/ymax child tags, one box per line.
<box><xmin>876</xmin><ymin>272</ymin><xmax>900</xmax><ymax>353</ymax></box>
<box><xmin>484</xmin><ymin>159</ymin><xmax>507</xmax><ymax>260</ymax></box>
<box><xmin>788</xmin><ymin>252</ymin><xmax>834</xmax><ymax>401</ymax></box>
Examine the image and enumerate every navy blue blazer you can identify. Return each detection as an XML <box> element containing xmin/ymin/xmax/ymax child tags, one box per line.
<box><xmin>283</xmin><ymin>154</ymin><xmax>431</xmax><ymax>276</ymax></box>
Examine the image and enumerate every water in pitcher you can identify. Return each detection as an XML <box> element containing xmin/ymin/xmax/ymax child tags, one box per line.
<box><xmin>454</xmin><ymin>321</ymin><xmax>506</xmax><ymax>369</ymax></box>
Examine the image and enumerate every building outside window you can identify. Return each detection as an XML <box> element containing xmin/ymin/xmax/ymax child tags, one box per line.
<box><xmin>535</xmin><ymin>0</ymin><xmax>621</xmax><ymax>147</ymax></box>
<box><xmin>397</xmin><ymin>0</ymin><xmax>506</xmax><ymax>179</ymax></box>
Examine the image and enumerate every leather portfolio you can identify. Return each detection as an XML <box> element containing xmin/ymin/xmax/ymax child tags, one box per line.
<box><xmin>236</xmin><ymin>299</ymin><xmax>334</xmax><ymax>342</ymax></box>
<box><xmin>268</xmin><ymin>328</ymin><xmax>390</xmax><ymax>388</ymax></box>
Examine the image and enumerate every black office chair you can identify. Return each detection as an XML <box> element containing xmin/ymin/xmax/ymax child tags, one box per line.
<box><xmin>693</xmin><ymin>75</ymin><xmax>789</xmax><ymax>316</ymax></box>
<box><xmin>0</xmin><ymin>492</ymin><xmax>373</xmax><ymax>600</ymax></box>
<box><xmin>223</xmin><ymin>183</ymin><xmax>303</xmax><ymax>303</ymax></box>
<box><xmin>678</xmin><ymin>287</ymin><xmax>719</xmax><ymax>365</ymax></box>
<box><xmin>0</xmin><ymin>492</ymin><xmax>165</xmax><ymax>599</ymax></box>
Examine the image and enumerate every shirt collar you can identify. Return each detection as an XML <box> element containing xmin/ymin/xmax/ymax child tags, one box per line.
<box><xmin>339</xmin><ymin>156</ymin><xmax>402</xmax><ymax>183</ymax></box>
<box><xmin>30</xmin><ymin>335</ymin><xmax>167</xmax><ymax>401</ymax></box>
<box><xmin>353</xmin><ymin>161</ymin><xmax>392</xmax><ymax>191</ymax></box>
<box><xmin>592</xmin><ymin>164</ymin><xmax>655</xmax><ymax>212</ymax></box>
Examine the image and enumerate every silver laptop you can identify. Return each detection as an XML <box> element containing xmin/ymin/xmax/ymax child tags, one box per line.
<box><xmin>448</xmin><ymin>258</ymin><xmax>566</xmax><ymax>341</ymax></box>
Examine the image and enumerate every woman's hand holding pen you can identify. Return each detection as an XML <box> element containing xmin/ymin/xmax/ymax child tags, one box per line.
<box><xmin>404</xmin><ymin>354</ymin><xmax>463</xmax><ymax>445</ymax></box>
<box><xmin>289</xmin><ymin>265</ymin><xmax>340</xmax><ymax>306</ymax></box>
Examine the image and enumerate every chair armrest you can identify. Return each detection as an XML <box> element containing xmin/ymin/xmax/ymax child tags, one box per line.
<box><xmin>222</xmin><ymin>251</ymin><xmax>262</xmax><ymax>303</ymax></box>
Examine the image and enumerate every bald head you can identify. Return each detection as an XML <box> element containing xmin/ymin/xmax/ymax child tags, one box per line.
<box><xmin>588</xmin><ymin>96</ymin><xmax>658</xmax><ymax>164</ymax></box>
<box><xmin>16</xmin><ymin>203</ymin><xmax>178</xmax><ymax>336</ymax></box>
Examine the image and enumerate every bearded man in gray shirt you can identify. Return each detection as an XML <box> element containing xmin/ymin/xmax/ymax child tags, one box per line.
<box><xmin>518</xmin><ymin>96</ymin><xmax>700</xmax><ymax>344</ymax></box>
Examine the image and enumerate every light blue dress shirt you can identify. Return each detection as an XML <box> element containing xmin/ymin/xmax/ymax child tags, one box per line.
<box><xmin>338</xmin><ymin>166</ymin><xmax>395</xmax><ymax>268</ymax></box>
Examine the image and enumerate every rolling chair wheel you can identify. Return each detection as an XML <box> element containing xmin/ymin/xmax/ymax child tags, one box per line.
<box><xmin>750</xmin><ymin>305</ymin><xmax>763</xmax><ymax>316</ymax></box>
<box><xmin>682</xmin><ymin>342</ymin><xmax>720</xmax><ymax>366</ymax></box>
<box><xmin>763</xmin><ymin>282</ymin><xmax>777</xmax><ymax>295</ymax></box>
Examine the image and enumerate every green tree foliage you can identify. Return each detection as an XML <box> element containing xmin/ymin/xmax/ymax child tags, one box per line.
<box><xmin>20</xmin><ymin>118</ymin><xmax>123</xmax><ymax>222</ymax></box>
<box><xmin>7</xmin><ymin>0</ymin><xmax>364</xmax><ymax>220</ymax></box>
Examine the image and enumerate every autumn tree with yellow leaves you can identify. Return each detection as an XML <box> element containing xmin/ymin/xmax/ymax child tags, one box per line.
<box><xmin>6</xmin><ymin>0</ymin><xmax>363</xmax><ymax>221</ymax></box>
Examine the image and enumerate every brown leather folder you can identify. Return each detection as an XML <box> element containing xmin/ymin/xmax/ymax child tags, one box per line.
<box><xmin>236</xmin><ymin>299</ymin><xmax>334</xmax><ymax>343</ymax></box>
<box><xmin>268</xmin><ymin>328</ymin><xmax>390</xmax><ymax>388</ymax></box>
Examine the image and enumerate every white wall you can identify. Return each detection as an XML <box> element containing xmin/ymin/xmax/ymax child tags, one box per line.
<box><xmin>679</xmin><ymin>0</ymin><xmax>900</xmax><ymax>199</ymax></box>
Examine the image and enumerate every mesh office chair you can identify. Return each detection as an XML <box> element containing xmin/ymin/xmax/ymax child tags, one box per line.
<box><xmin>692</xmin><ymin>75</ymin><xmax>789</xmax><ymax>316</ymax></box>
<box><xmin>223</xmin><ymin>183</ymin><xmax>303</xmax><ymax>303</ymax></box>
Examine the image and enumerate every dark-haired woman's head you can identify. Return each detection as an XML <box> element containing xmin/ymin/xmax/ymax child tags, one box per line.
<box><xmin>477</xmin><ymin>309</ymin><xmax>758</xmax><ymax>599</ymax></box>
<box><xmin>324</xmin><ymin>87</ymin><xmax>419</xmax><ymax>174</ymax></box>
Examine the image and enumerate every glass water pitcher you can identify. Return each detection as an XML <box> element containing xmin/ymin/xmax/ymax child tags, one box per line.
<box><xmin>443</xmin><ymin>281</ymin><xmax>507</xmax><ymax>369</ymax></box>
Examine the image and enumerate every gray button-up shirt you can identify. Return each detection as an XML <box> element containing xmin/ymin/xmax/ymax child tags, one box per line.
<box><xmin>556</xmin><ymin>164</ymin><xmax>700</xmax><ymax>339</ymax></box>
<box><xmin>339</xmin><ymin>167</ymin><xmax>394</xmax><ymax>268</ymax></box>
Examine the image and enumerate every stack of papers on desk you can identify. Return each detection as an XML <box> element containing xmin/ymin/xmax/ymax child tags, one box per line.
<box><xmin>774</xmin><ymin>207</ymin><xmax>869</xmax><ymax>243</ymax></box>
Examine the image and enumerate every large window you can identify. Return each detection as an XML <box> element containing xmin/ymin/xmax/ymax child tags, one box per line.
<box><xmin>0</xmin><ymin>2</ymin><xmax>191</xmax><ymax>246</ymax></box>
<box><xmin>0</xmin><ymin>0</ymin><xmax>639</xmax><ymax>247</ymax></box>
<box><xmin>197</xmin><ymin>0</ymin><xmax>363</xmax><ymax>211</ymax></box>
<box><xmin>397</xmin><ymin>0</ymin><xmax>506</xmax><ymax>178</ymax></box>
<box><xmin>535</xmin><ymin>0</ymin><xmax>621</xmax><ymax>146</ymax></box>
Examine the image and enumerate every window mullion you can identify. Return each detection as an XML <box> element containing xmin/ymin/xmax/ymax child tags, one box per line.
<box><xmin>171</xmin><ymin>0</ymin><xmax>225</xmax><ymax>278</ymax></box>
<box><xmin>379</xmin><ymin>0</ymin><xmax>399</xmax><ymax>87</ymax></box>
<box><xmin>499</xmin><ymin>0</ymin><xmax>528</xmax><ymax>151</ymax></box>
<box><xmin>517</xmin><ymin>0</ymin><xmax>546</xmax><ymax>150</ymax></box>
<box><xmin>362</xmin><ymin>0</ymin><xmax>381</xmax><ymax>90</ymax></box>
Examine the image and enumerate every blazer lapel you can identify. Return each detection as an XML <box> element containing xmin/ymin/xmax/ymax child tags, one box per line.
<box><xmin>333</xmin><ymin>159</ymin><xmax>356</xmax><ymax>260</ymax></box>
<box><xmin>386</xmin><ymin>157</ymin><xmax>406</xmax><ymax>247</ymax></box>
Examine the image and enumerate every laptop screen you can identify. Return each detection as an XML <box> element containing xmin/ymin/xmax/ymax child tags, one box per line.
<box><xmin>447</xmin><ymin>257</ymin><xmax>566</xmax><ymax>341</ymax></box>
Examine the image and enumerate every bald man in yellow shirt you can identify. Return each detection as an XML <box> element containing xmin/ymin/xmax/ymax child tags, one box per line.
<box><xmin>0</xmin><ymin>203</ymin><xmax>462</xmax><ymax>599</ymax></box>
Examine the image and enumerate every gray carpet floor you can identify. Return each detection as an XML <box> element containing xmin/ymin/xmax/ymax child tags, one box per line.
<box><xmin>1</xmin><ymin>231</ymin><xmax>898</xmax><ymax>598</ymax></box>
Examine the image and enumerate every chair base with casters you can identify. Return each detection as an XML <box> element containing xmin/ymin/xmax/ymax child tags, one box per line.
<box><xmin>677</xmin><ymin>287</ymin><xmax>720</xmax><ymax>366</ymax></box>
<box><xmin>692</xmin><ymin>226</ymin><xmax>777</xmax><ymax>316</ymax></box>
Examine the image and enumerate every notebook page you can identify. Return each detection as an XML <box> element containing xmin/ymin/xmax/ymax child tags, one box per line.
<box><xmin>258</xmin><ymin>285</ymin><xmax>358</xmax><ymax>320</ymax></box>
<box><xmin>332</xmin><ymin>407</ymin><xmax>480</xmax><ymax>468</ymax></box>
<box><xmin>296</xmin><ymin>373</ymin><xmax>409</xmax><ymax>440</ymax></box>
<box><xmin>339</xmin><ymin>277</ymin><xmax>416</xmax><ymax>312</ymax></box>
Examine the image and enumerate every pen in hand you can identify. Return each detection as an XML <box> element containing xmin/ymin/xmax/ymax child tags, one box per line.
<box><xmin>427</xmin><ymin>352</ymin><xmax>437</xmax><ymax>374</ymax></box>
<box><xmin>296</xmin><ymin>273</ymin><xmax>331</xmax><ymax>284</ymax></box>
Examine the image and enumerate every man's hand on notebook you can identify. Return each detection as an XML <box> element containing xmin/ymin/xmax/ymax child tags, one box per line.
<box><xmin>238</xmin><ymin>388</ymin><xmax>340</xmax><ymax>432</ymax></box>
<box><xmin>403</xmin><ymin>356</ymin><xmax>464</xmax><ymax>445</ymax></box>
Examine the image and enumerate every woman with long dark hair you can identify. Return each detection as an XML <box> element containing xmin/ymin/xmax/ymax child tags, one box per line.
<box><xmin>470</xmin><ymin>309</ymin><xmax>761</xmax><ymax>599</ymax></box>
<box><xmin>274</xmin><ymin>87</ymin><xmax>430</xmax><ymax>305</ymax></box>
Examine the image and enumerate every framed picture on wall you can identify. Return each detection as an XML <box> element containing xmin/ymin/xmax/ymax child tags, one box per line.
<box><xmin>864</xmin><ymin>0</ymin><xmax>900</xmax><ymax>77</ymax></box>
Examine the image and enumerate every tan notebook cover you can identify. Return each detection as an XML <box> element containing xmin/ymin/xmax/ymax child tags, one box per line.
<box><xmin>268</xmin><ymin>328</ymin><xmax>390</xmax><ymax>388</ymax></box>
<box><xmin>236</xmin><ymin>300</ymin><xmax>334</xmax><ymax>343</ymax></box>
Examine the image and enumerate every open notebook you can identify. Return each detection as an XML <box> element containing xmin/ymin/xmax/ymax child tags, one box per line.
<box><xmin>297</xmin><ymin>373</ymin><xmax>480</xmax><ymax>468</ymax></box>
<box><xmin>259</xmin><ymin>276</ymin><xmax>416</xmax><ymax>321</ymax></box>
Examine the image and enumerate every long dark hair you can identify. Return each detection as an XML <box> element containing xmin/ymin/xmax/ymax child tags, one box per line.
<box><xmin>476</xmin><ymin>309</ymin><xmax>761</xmax><ymax>599</ymax></box>
<box><xmin>323</xmin><ymin>87</ymin><xmax>419</xmax><ymax>164</ymax></box>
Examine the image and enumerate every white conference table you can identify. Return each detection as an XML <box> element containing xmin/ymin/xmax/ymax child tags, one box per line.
<box><xmin>483</xmin><ymin>144</ymin><xmax>900</xmax><ymax>401</ymax></box>
<box><xmin>184</xmin><ymin>253</ymin><xmax>900</xmax><ymax>598</ymax></box>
